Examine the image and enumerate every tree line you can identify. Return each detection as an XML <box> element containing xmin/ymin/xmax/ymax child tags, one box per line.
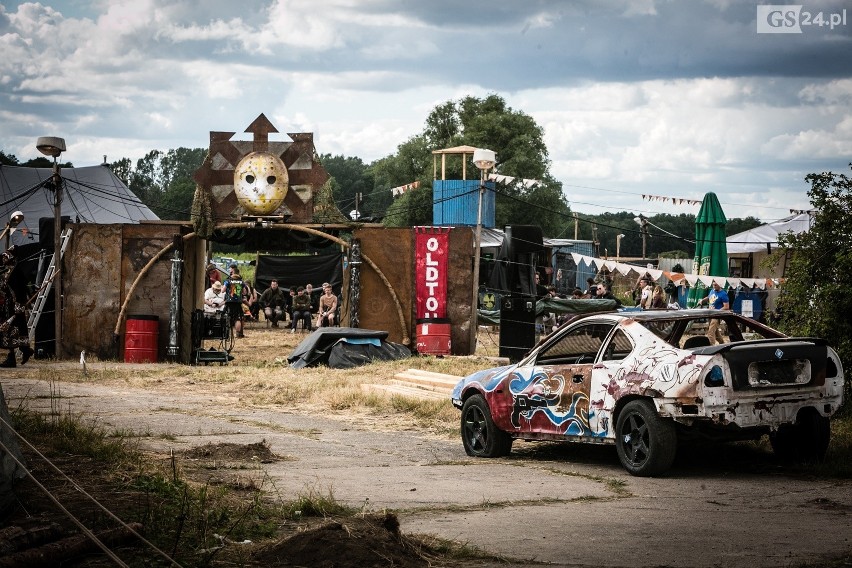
<box><xmin>2</xmin><ymin>94</ymin><xmax>762</xmax><ymax>257</ymax></box>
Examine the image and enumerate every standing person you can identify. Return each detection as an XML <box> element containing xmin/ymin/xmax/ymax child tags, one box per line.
<box><xmin>290</xmin><ymin>286</ymin><xmax>312</xmax><ymax>333</ymax></box>
<box><xmin>206</xmin><ymin>263</ymin><xmax>221</xmax><ymax>289</ymax></box>
<box><xmin>316</xmin><ymin>283</ymin><xmax>338</xmax><ymax>328</ymax></box>
<box><xmin>203</xmin><ymin>281</ymin><xmax>225</xmax><ymax>314</ymax></box>
<box><xmin>223</xmin><ymin>266</ymin><xmax>248</xmax><ymax>339</ymax></box>
<box><xmin>700</xmin><ymin>281</ymin><xmax>730</xmax><ymax>345</ymax></box>
<box><xmin>649</xmin><ymin>285</ymin><xmax>666</xmax><ymax>309</ymax></box>
<box><xmin>260</xmin><ymin>279</ymin><xmax>287</xmax><ymax>328</ymax></box>
<box><xmin>0</xmin><ymin>246</ymin><xmax>32</xmax><ymax>368</ymax></box>
<box><xmin>595</xmin><ymin>282</ymin><xmax>623</xmax><ymax>308</ymax></box>
<box><xmin>640</xmin><ymin>278</ymin><xmax>655</xmax><ymax>309</ymax></box>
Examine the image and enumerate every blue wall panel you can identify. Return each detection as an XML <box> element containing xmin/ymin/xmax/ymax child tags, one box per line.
<box><xmin>433</xmin><ymin>180</ymin><xmax>495</xmax><ymax>227</ymax></box>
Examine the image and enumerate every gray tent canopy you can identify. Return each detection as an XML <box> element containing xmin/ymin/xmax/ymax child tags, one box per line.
<box><xmin>0</xmin><ymin>164</ymin><xmax>159</xmax><ymax>246</ymax></box>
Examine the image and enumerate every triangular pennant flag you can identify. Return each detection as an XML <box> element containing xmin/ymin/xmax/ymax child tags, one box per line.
<box><xmin>727</xmin><ymin>277</ymin><xmax>741</xmax><ymax>288</ymax></box>
<box><xmin>581</xmin><ymin>255</ymin><xmax>594</xmax><ymax>267</ymax></box>
<box><xmin>604</xmin><ymin>260</ymin><xmax>617</xmax><ymax>271</ymax></box>
<box><xmin>684</xmin><ymin>274</ymin><xmax>699</xmax><ymax>286</ymax></box>
<box><xmin>647</xmin><ymin>269</ymin><xmax>663</xmax><ymax>281</ymax></box>
<box><xmin>698</xmin><ymin>275</ymin><xmax>715</xmax><ymax>287</ymax></box>
<box><xmin>615</xmin><ymin>262</ymin><xmax>633</xmax><ymax>276</ymax></box>
<box><xmin>591</xmin><ymin>258</ymin><xmax>605</xmax><ymax>271</ymax></box>
<box><xmin>571</xmin><ymin>252</ymin><xmax>583</xmax><ymax>265</ymax></box>
<box><xmin>740</xmin><ymin>278</ymin><xmax>755</xmax><ymax>288</ymax></box>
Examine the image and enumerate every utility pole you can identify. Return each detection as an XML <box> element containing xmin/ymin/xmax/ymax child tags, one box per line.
<box><xmin>36</xmin><ymin>136</ymin><xmax>66</xmax><ymax>359</ymax></box>
<box><xmin>573</xmin><ymin>212</ymin><xmax>579</xmax><ymax>240</ymax></box>
<box><xmin>634</xmin><ymin>214</ymin><xmax>649</xmax><ymax>260</ymax></box>
<box><xmin>592</xmin><ymin>224</ymin><xmax>599</xmax><ymax>257</ymax></box>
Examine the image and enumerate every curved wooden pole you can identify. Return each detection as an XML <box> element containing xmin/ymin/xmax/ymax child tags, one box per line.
<box><xmin>113</xmin><ymin>223</ymin><xmax>410</xmax><ymax>345</ymax></box>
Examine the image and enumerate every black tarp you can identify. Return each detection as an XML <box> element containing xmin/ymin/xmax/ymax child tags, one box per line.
<box><xmin>287</xmin><ymin>327</ymin><xmax>411</xmax><ymax>369</ymax></box>
<box><xmin>255</xmin><ymin>253</ymin><xmax>343</xmax><ymax>293</ymax></box>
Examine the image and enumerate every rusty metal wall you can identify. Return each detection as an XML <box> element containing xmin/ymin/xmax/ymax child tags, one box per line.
<box><xmin>63</xmin><ymin>223</ymin><xmax>202</xmax><ymax>362</ymax></box>
<box><xmin>353</xmin><ymin>226</ymin><xmax>474</xmax><ymax>355</ymax></box>
<box><xmin>63</xmin><ymin>224</ymin><xmax>124</xmax><ymax>360</ymax></box>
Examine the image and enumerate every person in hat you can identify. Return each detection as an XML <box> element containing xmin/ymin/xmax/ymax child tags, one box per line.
<box><xmin>206</xmin><ymin>263</ymin><xmax>221</xmax><ymax>290</ymax></box>
<box><xmin>203</xmin><ymin>280</ymin><xmax>225</xmax><ymax>314</ymax></box>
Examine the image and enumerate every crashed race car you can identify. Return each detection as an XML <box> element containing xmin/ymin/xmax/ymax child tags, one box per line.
<box><xmin>452</xmin><ymin>309</ymin><xmax>844</xmax><ymax>476</ymax></box>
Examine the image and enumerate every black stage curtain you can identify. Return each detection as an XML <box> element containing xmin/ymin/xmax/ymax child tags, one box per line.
<box><xmin>254</xmin><ymin>253</ymin><xmax>343</xmax><ymax>294</ymax></box>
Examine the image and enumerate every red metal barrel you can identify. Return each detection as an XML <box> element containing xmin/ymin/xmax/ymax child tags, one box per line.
<box><xmin>415</xmin><ymin>319</ymin><xmax>451</xmax><ymax>356</ymax></box>
<box><xmin>124</xmin><ymin>315</ymin><xmax>159</xmax><ymax>363</ymax></box>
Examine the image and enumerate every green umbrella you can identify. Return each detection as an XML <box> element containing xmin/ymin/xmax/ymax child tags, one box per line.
<box><xmin>687</xmin><ymin>192</ymin><xmax>728</xmax><ymax>308</ymax></box>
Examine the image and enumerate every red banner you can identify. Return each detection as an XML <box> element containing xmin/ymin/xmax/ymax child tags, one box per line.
<box><xmin>414</xmin><ymin>227</ymin><xmax>450</xmax><ymax>320</ymax></box>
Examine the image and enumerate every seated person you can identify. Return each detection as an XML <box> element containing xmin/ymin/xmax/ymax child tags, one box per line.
<box><xmin>203</xmin><ymin>281</ymin><xmax>225</xmax><ymax>314</ymax></box>
<box><xmin>290</xmin><ymin>286</ymin><xmax>313</xmax><ymax>332</ymax></box>
<box><xmin>244</xmin><ymin>280</ymin><xmax>259</xmax><ymax>321</ymax></box>
<box><xmin>305</xmin><ymin>283</ymin><xmax>320</xmax><ymax>316</ymax></box>
<box><xmin>259</xmin><ymin>279</ymin><xmax>288</xmax><ymax>327</ymax></box>
<box><xmin>316</xmin><ymin>282</ymin><xmax>338</xmax><ymax>328</ymax></box>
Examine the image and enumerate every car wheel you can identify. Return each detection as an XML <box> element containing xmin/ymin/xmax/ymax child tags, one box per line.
<box><xmin>461</xmin><ymin>394</ymin><xmax>512</xmax><ymax>458</ymax></box>
<box><xmin>770</xmin><ymin>408</ymin><xmax>830</xmax><ymax>462</ymax></box>
<box><xmin>615</xmin><ymin>399</ymin><xmax>677</xmax><ymax>476</ymax></box>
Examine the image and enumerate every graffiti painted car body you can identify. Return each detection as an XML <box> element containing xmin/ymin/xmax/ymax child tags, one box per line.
<box><xmin>452</xmin><ymin>309</ymin><xmax>844</xmax><ymax>476</ymax></box>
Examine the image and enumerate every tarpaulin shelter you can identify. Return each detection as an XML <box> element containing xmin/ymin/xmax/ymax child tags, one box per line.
<box><xmin>287</xmin><ymin>327</ymin><xmax>411</xmax><ymax>369</ymax></box>
<box><xmin>0</xmin><ymin>165</ymin><xmax>158</xmax><ymax>246</ymax></box>
<box><xmin>726</xmin><ymin>212</ymin><xmax>811</xmax><ymax>254</ymax></box>
<box><xmin>687</xmin><ymin>192</ymin><xmax>728</xmax><ymax>308</ymax></box>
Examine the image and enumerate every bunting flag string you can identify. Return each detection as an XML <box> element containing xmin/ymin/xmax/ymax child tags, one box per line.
<box><xmin>487</xmin><ymin>173</ymin><xmax>541</xmax><ymax>188</ymax></box>
<box><xmin>641</xmin><ymin>194</ymin><xmax>703</xmax><ymax>206</ymax></box>
<box><xmin>570</xmin><ymin>253</ymin><xmax>778</xmax><ymax>290</ymax></box>
<box><xmin>390</xmin><ymin>180</ymin><xmax>421</xmax><ymax>197</ymax></box>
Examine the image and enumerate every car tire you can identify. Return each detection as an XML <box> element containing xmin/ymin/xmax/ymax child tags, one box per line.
<box><xmin>461</xmin><ymin>394</ymin><xmax>512</xmax><ymax>458</ymax></box>
<box><xmin>615</xmin><ymin>399</ymin><xmax>677</xmax><ymax>476</ymax></box>
<box><xmin>770</xmin><ymin>408</ymin><xmax>830</xmax><ymax>462</ymax></box>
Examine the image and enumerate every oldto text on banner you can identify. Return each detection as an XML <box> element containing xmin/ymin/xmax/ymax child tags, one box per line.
<box><xmin>414</xmin><ymin>227</ymin><xmax>451</xmax><ymax>319</ymax></box>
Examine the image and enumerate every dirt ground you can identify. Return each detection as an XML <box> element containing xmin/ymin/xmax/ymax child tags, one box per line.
<box><xmin>3</xmin><ymin>323</ymin><xmax>852</xmax><ymax>567</ymax></box>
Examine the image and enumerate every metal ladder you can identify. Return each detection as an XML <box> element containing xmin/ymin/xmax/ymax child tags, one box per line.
<box><xmin>27</xmin><ymin>228</ymin><xmax>72</xmax><ymax>343</ymax></box>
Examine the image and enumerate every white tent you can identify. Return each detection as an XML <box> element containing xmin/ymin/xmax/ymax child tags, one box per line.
<box><xmin>0</xmin><ymin>164</ymin><xmax>158</xmax><ymax>246</ymax></box>
<box><xmin>726</xmin><ymin>212</ymin><xmax>812</xmax><ymax>254</ymax></box>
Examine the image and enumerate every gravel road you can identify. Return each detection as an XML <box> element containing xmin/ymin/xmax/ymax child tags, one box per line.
<box><xmin>4</xmin><ymin>370</ymin><xmax>852</xmax><ymax>568</ymax></box>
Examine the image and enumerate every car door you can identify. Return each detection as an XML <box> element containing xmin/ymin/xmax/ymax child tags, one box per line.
<box><xmin>508</xmin><ymin>322</ymin><xmax>615</xmax><ymax>437</ymax></box>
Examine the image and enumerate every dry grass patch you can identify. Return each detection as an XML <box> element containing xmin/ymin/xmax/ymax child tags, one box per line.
<box><xmin>22</xmin><ymin>327</ymin><xmax>501</xmax><ymax>439</ymax></box>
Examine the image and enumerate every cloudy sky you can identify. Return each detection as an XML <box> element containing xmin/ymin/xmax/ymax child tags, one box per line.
<box><xmin>1</xmin><ymin>0</ymin><xmax>851</xmax><ymax>222</ymax></box>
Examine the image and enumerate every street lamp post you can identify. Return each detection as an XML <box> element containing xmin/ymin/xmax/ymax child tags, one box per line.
<box><xmin>471</xmin><ymin>148</ymin><xmax>495</xmax><ymax>352</ymax></box>
<box><xmin>616</xmin><ymin>233</ymin><xmax>625</xmax><ymax>261</ymax></box>
<box><xmin>36</xmin><ymin>136</ymin><xmax>66</xmax><ymax>359</ymax></box>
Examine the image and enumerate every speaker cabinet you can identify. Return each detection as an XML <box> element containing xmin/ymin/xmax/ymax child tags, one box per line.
<box><xmin>499</xmin><ymin>294</ymin><xmax>537</xmax><ymax>362</ymax></box>
<box><xmin>38</xmin><ymin>216</ymin><xmax>71</xmax><ymax>251</ymax></box>
<box><xmin>504</xmin><ymin>225</ymin><xmax>544</xmax><ymax>256</ymax></box>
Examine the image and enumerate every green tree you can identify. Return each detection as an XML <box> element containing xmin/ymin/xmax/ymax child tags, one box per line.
<box><xmin>320</xmin><ymin>154</ymin><xmax>373</xmax><ymax>217</ymax></box>
<box><xmin>772</xmin><ymin>167</ymin><xmax>852</xmax><ymax>406</ymax></box>
<box><xmin>0</xmin><ymin>151</ymin><xmax>19</xmax><ymax>165</ymax></box>
<box><xmin>107</xmin><ymin>157</ymin><xmax>132</xmax><ymax>186</ymax></box>
<box><xmin>107</xmin><ymin>148</ymin><xmax>205</xmax><ymax>220</ymax></box>
<box><xmin>376</xmin><ymin>94</ymin><xmax>570</xmax><ymax>234</ymax></box>
<box><xmin>372</xmin><ymin>134</ymin><xmax>432</xmax><ymax>221</ymax></box>
<box><xmin>383</xmin><ymin>185</ymin><xmax>433</xmax><ymax>227</ymax></box>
